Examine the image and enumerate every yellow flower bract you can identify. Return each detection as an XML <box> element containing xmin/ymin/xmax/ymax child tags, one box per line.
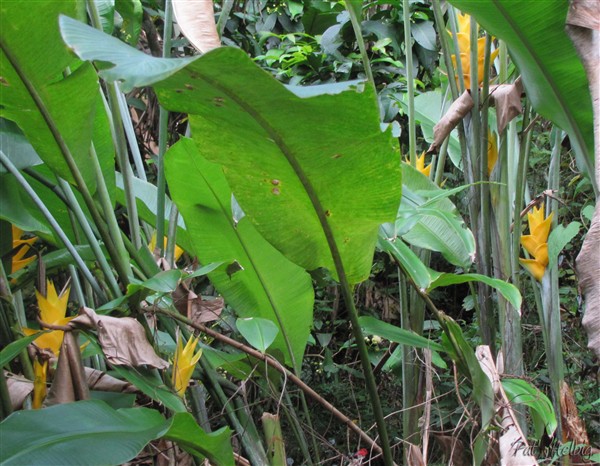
<box><xmin>519</xmin><ymin>204</ymin><xmax>553</xmax><ymax>281</ymax></box>
<box><xmin>11</xmin><ymin>226</ymin><xmax>37</xmax><ymax>274</ymax></box>
<box><xmin>148</xmin><ymin>232</ymin><xmax>184</xmax><ymax>261</ymax></box>
<box><xmin>172</xmin><ymin>334</ymin><xmax>203</xmax><ymax>397</ymax></box>
<box><xmin>22</xmin><ymin>280</ymin><xmax>73</xmax><ymax>356</ymax></box>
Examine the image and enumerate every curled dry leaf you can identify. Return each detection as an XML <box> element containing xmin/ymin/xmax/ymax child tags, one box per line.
<box><xmin>428</xmin><ymin>90</ymin><xmax>474</xmax><ymax>154</ymax></box>
<box><xmin>172</xmin><ymin>0</ymin><xmax>221</xmax><ymax>54</ymax></box>
<box><xmin>45</xmin><ymin>331</ymin><xmax>90</xmax><ymax>407</ymax></box>
<box><xmin>6</xmin><ymin>372</ymin><xmax>33</xmax><ymax>409</ymax></box>
<box><xmin>71</xmin><ymin>307</ymin><xmax>169</xmax><ymax>369</ymax></box>
<box><xmin>489</xmin><ymin>77</ymin><xmax>523</xmax><ymax>133</ymax></box>
<box><xmin>85</xmin><ymin>367</ymin><xmax>137</xmax><ymax>393</ymax></box>
<box><xmin>406</xmin><ymin>443</ymin><xmax>425</xmax><ymax>466</ymax></box>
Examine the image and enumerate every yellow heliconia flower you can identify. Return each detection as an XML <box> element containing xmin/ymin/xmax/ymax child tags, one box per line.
<box><xmin>11</xmin><ymin>226</ymin><xmax>37</xmax><ymax>274</ymax></box>
<box><xmin>22</xmin><ymin>280</ymin><xmax>73</xmax><ymax>356</ymax></box>
<box><xmin>148</xmin><ymin>232</ymin><xmax>184</xmax><ymax>261</ymax></box>
<box><xmin>32</xmin><ymin>359</ymin><xmax>48</xmax><ymax>409</ymax></box>
<box><xmin>172</xmin><ymin>333</ymin><xmax>203</xmax><ymax>397</ymax></box>
<box><xmin>487</xmin><ymin>129</ymin><xmax>498</xmax><ymax>177</ymax></box>
<box><xmin>415</xmin><ymin>152</ymin><xmax>431</xmax><ymax>177</ymax></box>
<box><xmin>519</xmin><ymin>204</ymin><xmax>553</xmax><ymax>281</ymax></box>
<box><xmin>450</xmin><ymin>13</ymin><xmax>500</xmax><ymax>89</ymax></box>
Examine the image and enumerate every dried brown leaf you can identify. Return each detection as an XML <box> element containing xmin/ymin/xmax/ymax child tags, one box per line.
<box><xmin>567</xmin><ymin>0</ymin><xmax>600</xmax><ymax>30</ymax></box>
<box><xmin>172</xmin><ymin>0</ymin><xmax>221</xmax><ymax>54</ymax></box>
<box><xmin>45</xmin><ymin>331</ymin><xmax>90</xmax><ymax>406</ymax></box>
<box><xmin>6</xmin><ymin>372</ymin><xmax>33</xmax><ymax>409</ymax></box>
<box><xmin>429</xmin><ymin>90</ymin><xmax>474</xmax><ymax>154</ymax></box>
<box><xmin>406</xmin><ymin>443</ymin><xmax>425</xmax><ymax>466</ymax></box>
<box><xmin>560</xmin><ymin>381</ymin><xmax>590</xmax><ymax>445</ymax></box>
<box><xmin>489</xmin><ymin>77</ymin><xmax>523</xmax><ymax>134</ymax></box>
<box><xmin>84</xmin><ymin>367</ymin><xmax>138</xmax><ymax>393</ymax></box>
<box><xmin>189</xmin><ymin>294</ymin><xmax>224</xmax><ymax>325</ymax></box>
<box><xmin>71</xmin><ymin>307</ymin><xmax>169</xmax><ymax>369</ymax></box>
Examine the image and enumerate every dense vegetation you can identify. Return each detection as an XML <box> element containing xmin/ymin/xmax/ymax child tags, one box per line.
<box><xmin>0</xmin><ymin>1</ymin><xmax>598</xmax><ymax>465</ymax></box>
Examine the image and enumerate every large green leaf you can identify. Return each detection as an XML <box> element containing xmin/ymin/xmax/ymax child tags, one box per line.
<box><xmin>358</xmin><ymin>316</ymin><xmax>444</xmax><ymax>352</ymax></box>
<box><xmin>156</xmin><ymin>49</ymin><xmax>401</xmax><ymax>284</ymax></box>
<box><xmin>448</xmin><ymin>0</ymin><xmax>595</xmax><ymax>190</ymax></box>
<box><xmin>0</xmin><ymin>400</ymin><xmax>233</xmax><ymax>466</ymax></box>
<box><xmin>60</xmin><ymin>18</ymin><xmax>401</xmax><ymax>283</ymax></box>
<box><xmin>0</xmin><ymin>400</ymin><xmax>167</xmax><ymax>466</ymax></box>
<box><xmin>165</xmin><ymin>138</ymin><xmax>314</xmax><ymax>371</ymax></box>
<box><xmin>0</xmin><ymin>1</ymin><xmax>113</xmax><ymax>194</ymax></box>
<box><xmin>398</xmin><ymin>163</ymin><xmax>475</xmax><ymax>267</ymax></box>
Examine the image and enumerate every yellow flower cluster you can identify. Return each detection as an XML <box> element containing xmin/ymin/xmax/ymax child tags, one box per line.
<box><xmin>172</xmin><ymin>334</ymin><xmax>202</xmax><ymax>397</ymax></box>
<box><xmin>519</xmin><ymin>204</ymin><xmax>553</xmax><ymax>282</ymax></box>
<box><xmin>148</xmin><ymin>232</ymin><xmax>184</xmax><ymax>261</ymax></box>
<box><xmin>11</xmin><ymin>226</ymin><xmax>37</xmax><ymax>274</ymax></box>
<box><xmin>450</xmin><ymin>13</ymin><xmax>499</xmax><ymax>89</ymax></box>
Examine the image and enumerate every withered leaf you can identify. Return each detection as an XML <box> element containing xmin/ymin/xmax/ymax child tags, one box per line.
<box><xmin>45</xmin><ymin>331</ymin><xmax>90</xmax><ymax>406</ymax></box>
<box><xmin>489</xmin><ymin>77</ymin><xmax>523</xmax><ymax>134</ymax></box>
<box><xmin>6</xmin><ymin>372</ymin><xmax>33</xmax><ymax>409</ymax></box>
<box><xmin>85</xmin><ymin>367</ymin><xmax>138</xmax><ymax>393</ymax></box>
<box><xmin>188</xmin><ymin>294</ymin><xmax>224</xmax><ymax>325</ymax></box>
<box><xmin>71</xmin><ymin>307</ymin><xmax>169</xmax><ymax>369</ymax></box>
<box><xmin>429</xmin><ymin>90</ymin><xmax>474</xmax><ymax>154</ymax></box>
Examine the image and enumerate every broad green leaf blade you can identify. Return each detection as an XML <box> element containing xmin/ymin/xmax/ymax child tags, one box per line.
<box><xmin>358</xmin><ymin>316</ymin><xmax>445</xmax><ymax>352</ymax></box>
<box><xmin>164</xmin><ymin>413</ymin><xmax>234</xmax><ymax>466</ymax></box>
<box><xmin>399</xmin><ymin>164</ymin><xmax>475</xmax><ymax>267</ymax></box>
<box><xmin>448</xmin><ymin>0</ymin><xmax>595</xmax><ymax>190</ymax></box>
<box><xmin>0</xmin><ymin>119</ymin><xmax>43</xmax><ymax>172</ymax></box>
<box><xmin>156</xmin><ymin>48</ymin><xmax>401</xmax><ymax>284</ymax></box>
<box><xmin>0</xmin><ymin>1</ymin><xmax>104</xmax><ymax>192</ymax></box>
<box><xmin>165</xmin><ymin>138</ymin><xmax>314</xmax><ymax>371</ymax></box>
<box><xmin>502</xmin><ymin>378</ymin><xmax>557</xmax><ymax>439</ymax></box>
<box><xmin>0</xmin><ymin>333</ymin><xmax>47</xmax><ymax>367</ymax></box>
<box><xmin>110</xmin><ymin>365</ymin><xmax>187</xmax><ymax>413</ymax></box>
<box><xmin>59</xmin><ymin>15</ymin><xmax>196</xmax><ymax>93</ymax></box>
<box><xmin>377</xmin><ymin>231</ymin><xmax>432</xmax><ymax>290</ymax></box>
<box><xmin>0</xmin><ymin>400</ymin><xmax>167</xmax><ymax>466</ymax></box>
<box><xmin>428</xmin><ymin>272</ymin><xmax>522</xmax><ymax>311</ymax></box>
<box><xmin>115</xmin><ymin>0</ymin><xmax>143</xmax><ymax>45</ymax></box>
<box><xmin>236</xmin><ymin>317</ymin><xmax>280</xmax><ymax>353</ymax></box>
<box><xmin>547</xmin><ymin>221</ymin><xmax>581</xmax><ymax>269</ymax></box>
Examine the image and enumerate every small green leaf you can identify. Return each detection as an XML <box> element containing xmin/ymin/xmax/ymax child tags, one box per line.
<box><xmin>378</xmin><ymin>232</ymin><xmax>432</xmax><ymax>291</ymax></box>
<box><xmin>0</xmin><ymin>333</ymin><xmax>48</xmax><ymax>367</ymax></box>
<box><xmin>548</xmin><ymin>221</ymin><xmax>581</xmax><ymax>269</ymax></box>
<box><xmin>236</xmin><ymin>317</ymin><xmax>280</xmax><ymax>353</ymax></box>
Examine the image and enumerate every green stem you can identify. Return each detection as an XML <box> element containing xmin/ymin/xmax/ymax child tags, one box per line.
<box><xmin>156</xmin><ymin>0</ymin><xmax>174</xmax><ymax>252</ymax></box>
<box><xmin>216</xmin><ymin>0</ymin><xmax>235</xmax><ymax>38</ymax></box>
<box><xmin>432</xmin><ymin>0</ymin><xmax>459</xmax><ymax>100</ymax></box>
<box><xmin>0</xmin><ymin>369</ymin><xmax>12</xmax><ymax>419</ymax></box>
<box><xmin>403</xmin><ymin>0</ymin><xmax>416</xmax><ymax>166</ymax></box>
<box><xmin>0</xmin><ymin>151</ymin><xmax>106</xmax><ymax>300</ymax></box>
<box><xmin>345</xmin><ymin>1</ymin><xmax>376</xmax><ymax>94</ymax></box>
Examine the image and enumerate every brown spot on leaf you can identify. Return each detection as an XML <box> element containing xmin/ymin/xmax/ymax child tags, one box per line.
<box><xmin>184</xmin><ymin>84</ymin><xmax>194</xmax><ymax>90</ymax></box>
<box><xmin>325</xmin><ymin>210</ymin><xmax>331</xmax><ymax>217</ymax></box>
<box><xmin>0</xmin><ymin>76</ymin><xmax>8</xmax><ymax>86</ymax></box>
<box><xmin>271</xmin><ymin>179</ymin><xmax>280</xmax><ymax>185</ymax></box>
<box><xmin>332</xmin><ymin>153</ymin><xmax>342</xmax><ymax>159</ymax></box>
<box><xmin>213</xmin><ymin>96</ymin><xmax>225</xmax><ymax>107</ymax></box>
<box><xmin>175</xmin><ymin>89</ymin><xmax>184</xmax><ymax>93</ymax></box>
<box><xmin>272</xmin><ymin>187</ymin><xmax>280</xmax><ymax>195</ymax></box>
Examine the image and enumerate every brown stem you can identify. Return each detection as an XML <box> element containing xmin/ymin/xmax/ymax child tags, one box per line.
<box><xmin>155</xmin><ymin>308</ymin><xmax>383</xmax><ymax>454</ymax></box>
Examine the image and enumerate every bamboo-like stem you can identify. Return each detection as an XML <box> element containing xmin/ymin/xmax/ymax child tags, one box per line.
<box><xmin>345</xmin><ymin>1</ymin><xmax>376</xmax><ymax>94</ymax></box>
<box><xmin>432</xmin><ymin>0</ymin><xmax>459</xmax><ymax>101</ymax></box>
<box><xmin>165</xmin><ymin>204</ymin><xmax>179</xmax><ymax>268</ymax></box>
<box><xmin>0</xmin><ymin>152</ymin><xmax>106</xmax><ymax>300</ymax></box>
<box><xmin>155</xmin><ymin>0</ymin><xmax>174</xmax><ymax>253</ymax></box>
<box><xmin>0</xmin><ymin>369</ymin><xmax>12</xmax><ymax>419</ymax></box>
<box><xmin>403</xmin><ymin>0</ymin><xmax>417</xmax><ymax>166</ymax></box>
<box><xmin>105</xmin><ymin>84</ymin><xmax>142</xmax><ymax>250</ymax></box>
<box><xmin>57</xmin><ymin>178</ymin><xmax>120</xmax><ymax>297</ymax></box>
<box><xmin>115</xmin><ymin>91</ymin><xmax>147</xmax><ymax>182</ymax></box>
<box><xmin>155</xmin><ymin>307</ymin><xmax>384</xmax><ymax>455</ymax></box>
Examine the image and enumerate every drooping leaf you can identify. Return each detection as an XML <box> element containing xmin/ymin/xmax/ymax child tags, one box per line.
<box><xmin>236</xmin><ymin>317</ymin><xmax>280</xmax><ymax>353</ymax></box>
<box><xmin>447</xmin><ymin>0</ymin><xmax>595</xmax><ymax>189</ymax></box>
<box><xmin>0</xmin><ymin>119</ymin><xmax>43</xmax><ymax>172</ymax></box>
<box><xmin>165</xmin><ymin>138</ymin><xmax>314</xmax><ymax>371</ymax></box>
<box><xmin>502</xmin><ymin>378</ymin><xmax>557</xmax><ymax>439</ymax></box>
<box><xmin>0</xmin><ymin>400</ymin><xmax>167</xmax><ymax>466</ymax></box>
<box><xmin>377</xmin><ymin>230</ymin><xmax>432</xmax><ymax>290</ymax></box>
<box><xmin>428</xmin><ymin>271</ymin><xmax>522</xmax><ymax>311</ymax></box>
<box><xmin>358</xmin><ymin>316</ymin><xmax>444</xmax><ymax>352</ymax></box>
<box><xmin>0</xmin><ymin>1</ymin><xmax>108</xmax><ymax>193</ymax></box>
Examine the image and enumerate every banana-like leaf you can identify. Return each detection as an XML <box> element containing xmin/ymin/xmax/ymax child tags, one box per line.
<box><xmin>398</xmin><ymin>163</ymin><xmax>475</xmax><ymax>267</ymax></box>
<box><xmin>0</xmin><ymin>1</ymin><xmax>114</xmax><ymax>194</ymax></box>
<box><xmin>448</xmin><ymin>0</ymin><xmax>595</xmax><ymax>190</ymax></box>
<box><xmin>165</xmin><ymin>138</ymin><xmax>314</xmax><ymax>371</ymax></box>
<box><xmin>60</xmin><ymin>18</ymin><xmax>401</xmax><ymax>283</ymax></box>
<box><xmin>0</xmin><ymin>400</ymin><xmax>233</xmax><ymax>466</ymax></box>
